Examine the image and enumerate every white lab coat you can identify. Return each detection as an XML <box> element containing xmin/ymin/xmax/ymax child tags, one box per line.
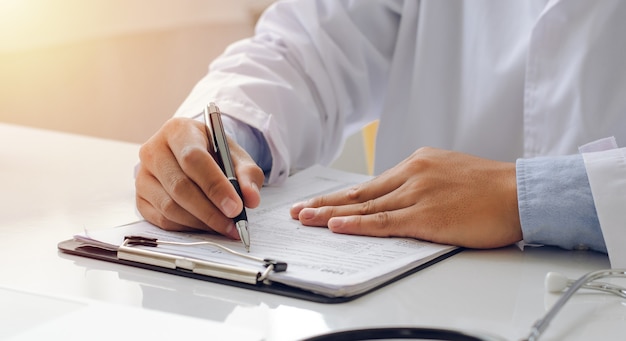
<box><xmin>174</xmin><ymin>0</ymin><xmax>626</xmax><ymax>266</ymax></box>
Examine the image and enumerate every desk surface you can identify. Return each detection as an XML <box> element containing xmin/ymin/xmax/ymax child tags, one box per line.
<box><xmin>0</xmin><ymin>122</ymin><xmax>623</xmax><ymax>341</ymax></box>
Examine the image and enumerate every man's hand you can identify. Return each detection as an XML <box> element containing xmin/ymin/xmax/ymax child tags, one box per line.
<box><xmin>135</xmin><ymin>117</ymin><xmax>265</xmax><ymax>239</ymax></box>
<box><xmin>290</xmin><ymin>147</ymin><xmax>522</xmax><ymax>248</ymax></box>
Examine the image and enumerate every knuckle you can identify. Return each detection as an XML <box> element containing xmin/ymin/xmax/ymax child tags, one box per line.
<box><xmin>169</xmin><ymin>176</ymin><xmax>195</xmax><ymax>199</ymax></box>
<box><xmin>138</xmin><ymin>142</ymin><xmax>155</xmax><ymax>164</ymax></box>
<box><xmin>404</xmin><ymin>178</ymin><xmax>424</xmax><ymax>194</ymax></box>
<box><xmin>142</xmin><ymin>206</ymin><xmax>177</xmax><ymax>231</ymax></box>
<box><xmin>135</xmin><ymin>194</ymin><xmax>149</xmax><ymax>215</ymax></box>
<box><xmin>136</xmin><ymin>192</ymin><xmax>186</xmax><ymax>232</ymax></box>
<box><xmin>251</xmin><ymin>164</ymin><xmax>266</xmax><ymax>182</ymax></box>
<box><xmin>359</xmin><ymin>199</ymin><xmax>376</xmax><ymax>215</ymax></box>
<box><xmin>178</xmin><ymin>145</ymin><xmax>206</xmax><ymax>170</ymax></box>
<box><xmin>238</xmin><ymin>162</ymin><xmax>265</xmax><ymax>183</ymax></box>
<box><xmin>158</xmin><ymin>195</ymin><xmax>179</xmax><ymax>218</ymax></box>
<box><xmin>156</xmin><ymin>216</ymin><xmax>185</xmax><ymax>232</ymax></box>
<box><xmin>152</xmin><ymin>214</ymin><xmax>171</xmax><ymax>230</ymax></box>
<box><xmin>164</xmin><ymin>116</ymin><xmax>185</xmax><ymax>130</ymax></box>
<box><xmin>406</xmin><ymin>151</ymin><xmax>434</xmax><ymax>172</ymax></box>
<box><xmin>322</xmin><ymin>205</ymin><xmax>338</xmax><ymax>219</ymax></box>
<box><xmin>345</xmin><ymin>184</ymin><xmax>365</xmax><ymax>202</ymax></box>
<box><xmin>312</xmin><ymin>196</ymin><xmax>326</xmax><ymax>207</ymax></box>
<box><xmin>415</xmin><ymin>146</ymin><xmax>435</xmax><ymax>154</ymax></box>
<box><xmin>375</xmin><ymin>211</ymin><xmax>390</xmax><ymax>226</ymax></box>
<box><xmin>307</xmin><ymin>194</ymin><xmax>326</xmax><ymax>208</ymax></box>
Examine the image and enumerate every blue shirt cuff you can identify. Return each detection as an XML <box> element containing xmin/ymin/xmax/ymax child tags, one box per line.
<box><xmin>517</xmin><ymin>154</ymin><xmax>606</xmax><ymax>253</ymax></box>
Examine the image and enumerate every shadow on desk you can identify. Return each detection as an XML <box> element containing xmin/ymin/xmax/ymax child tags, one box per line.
<box><xmin>58</xmin><ymin>251</ymin><xmax>268</xmax><ymax>321</ymax></box>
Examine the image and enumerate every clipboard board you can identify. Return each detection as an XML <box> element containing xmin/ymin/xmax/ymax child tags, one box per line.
<box><xmin>58</xmin><ymin>236</ymin><xmax>462</xmax><ymax>304</ymax></box>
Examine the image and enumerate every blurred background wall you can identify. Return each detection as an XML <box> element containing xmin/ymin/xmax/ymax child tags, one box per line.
<box><xmin>0</xmin><ymin>0</ymin><xmax>367</xmax><ymax>173</ymax></box>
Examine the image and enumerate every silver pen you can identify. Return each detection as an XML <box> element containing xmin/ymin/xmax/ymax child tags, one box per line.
<box><xmin>204</xmin><ymin>102</ymin><xmax>250</xmax><ymax>252</ymax></box>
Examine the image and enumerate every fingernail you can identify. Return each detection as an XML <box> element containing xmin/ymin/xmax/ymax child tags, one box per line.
<box><xmin>251</xmin><ymin>182</ymin><xmax>260</xmax><ymax>196</ymax></box>
<box><xmin>299</xmin><ymin>208</ymin><xmax>316</xmax><ymax>220</ymax></box>
<box><xmin>221</xmin><ymin>197</ymin><xmax>238</xmax><ymax>217</ymax></box>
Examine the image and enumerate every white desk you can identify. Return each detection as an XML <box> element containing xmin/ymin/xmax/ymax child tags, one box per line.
<box><xmin>0</xmin><ymin>123</ymin><xmax>623</xmax><ymax>340</ymax></box>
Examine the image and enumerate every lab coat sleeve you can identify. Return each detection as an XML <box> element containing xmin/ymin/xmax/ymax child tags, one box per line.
<box><xmin>582</xmin><ymin>147</ymin><xmax>626</xmax><ymax>268</ymax></box>
<box><xmin>517</xmin><ymin>154</ymin><xmax>606</xmax><ymax>253</ymax></box>
<box><xmin>172</xmin><ymin>0</ymin><xmax>401</xmax><ymax>184</ymax></box>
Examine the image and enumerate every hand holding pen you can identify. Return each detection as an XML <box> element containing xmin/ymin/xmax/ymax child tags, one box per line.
<box><xmin>135</xmin><ymin>103</ymin><xmax>264</xmax><ymax>245</ymax></box>
<box><xmin>205</xmin><ymin>102</ymin><xmax>251</xmax><ymax>251</ymax></box>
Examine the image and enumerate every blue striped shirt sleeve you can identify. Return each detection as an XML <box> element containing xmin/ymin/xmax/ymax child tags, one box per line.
<box><xmin>517</xmin><ymin>154</ymin><xmax>606</xmax><ymax>253</ymax></box>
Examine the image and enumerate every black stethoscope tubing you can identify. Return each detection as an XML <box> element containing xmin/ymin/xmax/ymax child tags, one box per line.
<box><xmin>300</xmin><ymin>327</ymin><xmax>495</xmax><ymax>341</ymax></box>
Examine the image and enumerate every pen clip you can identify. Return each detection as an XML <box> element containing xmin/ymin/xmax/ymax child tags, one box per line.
<box><xmin>203</xmin><ymin>104</ymin><xmax>218</xmax><ymax>155</ymax></box>
<box><xmin>205</xmin><ymin>102</ymin><xmax>236</xmax><ymax>178</ymax></box>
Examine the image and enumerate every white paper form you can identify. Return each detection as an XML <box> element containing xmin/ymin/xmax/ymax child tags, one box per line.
<box><xmin>80</xmin><ymin>165</ymin><xmax>457</xmax><ymax>297</ymax></box>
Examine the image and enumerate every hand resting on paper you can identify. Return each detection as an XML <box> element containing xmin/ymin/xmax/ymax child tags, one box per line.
<box><xmin>290</xmin><ymin>147</ymin><xmax>523</xmax><ymax>249</ymax></box>
<box><xmin>135</xmin><ymin>117</ymin><xmax>264</xmax><ymax>239</ymax></box>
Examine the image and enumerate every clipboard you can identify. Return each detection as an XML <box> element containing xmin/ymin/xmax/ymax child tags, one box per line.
<box><xmin>57</xmin><ymin>166</ymin><xmax>461</xmax><ymax>304</ymax></box>
<box><xmin>58</xmin><ymin>235</ymin><xmax>462</xmax><ymax>304</ymax></box>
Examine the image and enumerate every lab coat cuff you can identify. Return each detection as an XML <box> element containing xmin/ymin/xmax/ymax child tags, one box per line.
<box><xmin>582</xmin><ymin>146</ymin><xmax>626</xmax><ymax>268</ymax></box>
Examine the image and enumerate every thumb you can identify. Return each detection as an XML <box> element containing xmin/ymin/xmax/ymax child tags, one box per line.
<box><xmin>236</xmin><ymin>161</ymin><xmax>264</xmax><ymax>209</ymax></box>
<box><xmin>229</xmin><ymin>138</ymin><xmax>264</xmax><ymax>209</ymax></box>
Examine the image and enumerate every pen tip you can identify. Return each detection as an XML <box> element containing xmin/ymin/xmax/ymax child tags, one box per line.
<box><xmin>236</xmin><ymin>220</ymin><xmax>251</xmax><ymax>253</ymax></box>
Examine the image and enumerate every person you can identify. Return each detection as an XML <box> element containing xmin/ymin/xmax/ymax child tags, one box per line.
<box><xmin>135</xmin><ymin>0</ymin><xmax>626</xmax><ymax>267</ymax></box>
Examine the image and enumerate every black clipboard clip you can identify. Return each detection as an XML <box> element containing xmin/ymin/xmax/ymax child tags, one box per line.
<box><xmin>118</xmin><ymin>235</ymin><xmax>287</xmax><ymax>285</ymax></box>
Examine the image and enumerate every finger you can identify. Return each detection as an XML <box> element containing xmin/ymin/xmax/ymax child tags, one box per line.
<box><xmin>167</xmin><ymin>121</ymin><xmax>244</xmax><ymax>219</ymax></box>
<box><xmin>164</xmin><ymin>155</ymin><xmax>240</xmax><ymax>238</ymax></box>
<box><xmin>324</xmin><ymin>207</ymin><xmax>445</xmax><ymax>245</ymax></box>
<box><xmin>135</xmin><ymin>165</ymin><xmax>209</xmax><ymax>231</ymax></box>
<box><xmin>326</xmin><ymin>211</ymin><xmax>401</xmax><ymax>238</ymax></box>
<box><xmin>137</xmin><ymin>193</ymin><xmax>239</xmax><ymax>240</ymax></box>
<box><xmin>325</xmin><ymin>206</ymin><xmax>505</xmax><ymax>249</ymax></box>
<box><xmin>290</xmin><ymin>168</ymin><xmax>405</xmax><ymax>218</ymax></box>
<box><xmin>136</xmin><ymin>164</ymin><xmax>241</xmax><ymax>239</ymax></box>
<box><xmin>136</xmin><ymin>195</ymin><xmax>199</xmax><ymax>232</ymax></box>
<box><xmin>139</xmin><ymin>122</ymin><xmax>239</xmax><ymax>238</ymax></box>
<box><xmin>230</xmin><ymin>137</ymin><xmax>264</xmax><ymax>209</ymax></box>
<box><xmin>295</xmin><ymin>180</ymin><xmax>418</xmax><ymax>226</ymax></box>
